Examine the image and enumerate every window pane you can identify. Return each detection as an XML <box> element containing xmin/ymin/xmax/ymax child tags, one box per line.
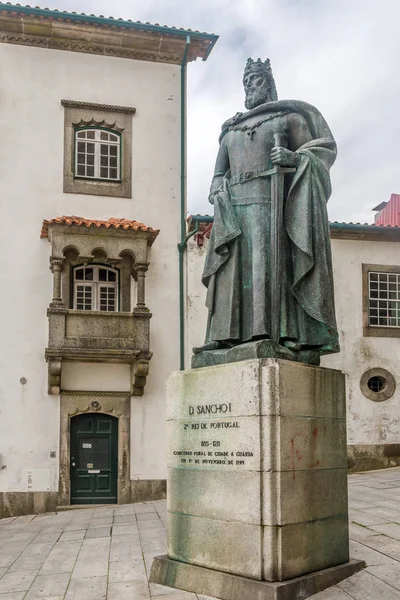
<box><xmin>76</xmin><ymin>285</ymin><xmax>92</xmax><ymax>310</ymax></box>
<box><xmin>86</xmin><ymin>130</ymin><xmax>95</xmax><ymax>139</ymax></box>
<box><xmin>99</xmin><ymin>285</ymin><xmax>117</xmax><ymax>311</ymax></box>
<box><xmin>75</xmin><ymin>269</ymin><xmax>84</xmax><ymax>280</ymax></box>
<box><xmin>87</xmin><ymin>154</ymin><xmax>95</xmax><ymax>166</ymax></box>
<box><xmin>100</xmin><ymin>167</ymin><xmax>108</xmax><ymax>178</ymax></box>
<box><xmin>85</xmin><ymin>268</ymin><xmax>93</xmax><ymax>280</ymax></box>
<box><xmin>110</xmin><ymin>145</ymin><xmax>118</xmax><ymax>156</ymax></box>
<box><xmin>109</xmin><ymin>134</ymin><xmax>118</xmax><ymax>142</ymax></box>
<box><xmin>100</xmin><ymin>144</ymin><xmax>109</xmax><ymax>156</ymax></box>
<box><xmin>110</xmin><ymin>168</ymin><xmax>118</xmax><ymax>179</ymax></box>
<box><xmin>110</xmin><ymin>156</ymin><xmax>118</xmax><ymax>168</ymax></box>
<box><xmin>87</xmin><ymin>166</ymin><xmax>95</xmax><ymax>177</ymax></box>
<box><xmin>77</xmin><ymin>153</ymin><xmax>86</xmax><ymax>165</ymax></box>
<box><xmin>77</xmin><ymin>142</ymin><xmax>85</xmax><ymax>152</ymax></box>
<box><xmin>108</xmin><ymin>271</ymin><xmax>116</xmax><ymax>282</ymax></box>
<box><xmin>77</xmin><ymin>131</ymin><xmax>85</xmax><ymax>138</ymax></box>
<box><xmin>77</xmin><ymin>165</ymin><xmax>85</xmax><ymax>176</ymax></box>
<box><xmin>368</xmin><ymin>271</ymin><xmax>400</xmax><ymax>328</ymax></box>
<box><xmin>87</xmin><ymin>143</ymin><xmax>95</xmax><ymax>154</ymax></box>
<box><xmin>100</xmin><ymin>131</ymin><xmax>109</xmax><ymax>141</ymax></box>
<box><xmin>99</xmin><ymin>269</ymin><xmax>107</xmax><ymax>281</ymax></box>
<box><xmin>101</xmin><ymin>155</ymin><xmax>108</xmax><ymax>167</ymax></box>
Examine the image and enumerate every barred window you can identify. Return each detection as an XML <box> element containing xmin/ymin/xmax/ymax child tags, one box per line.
<box><xmin>75</xmin><ymin>128</ymin><xmax>121</xmax><ymax>181</ymax></box>
<box><xmin>73</xmin><ymin>266</ymin><xmax>118</xmax><ymax>312</ymax></box>
<box><xmin>369</xmin><ymin>271</ymin><xmax>400</xmax><ymax>327</ymax></box>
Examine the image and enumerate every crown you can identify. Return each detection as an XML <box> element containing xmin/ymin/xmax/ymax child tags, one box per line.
<box><xmin>243</xmin><ymin>57</ymin><xmax>273</xmax><ymax>79</ymax></box>
<box><xmin>243</xmin><ymin>57</ymin><xmax>278</xmax><ymax>101</ymax></box>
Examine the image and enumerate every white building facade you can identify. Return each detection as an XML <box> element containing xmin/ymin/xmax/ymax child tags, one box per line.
<box><xmin>0</xmin><ymin>4</ymin><xmax>216</xmax><ymax>516</ymax></box>
<box><xmin>187</xmin><ymin>219</ymin><xmax>400</xmax><ymax>473</ymax></box>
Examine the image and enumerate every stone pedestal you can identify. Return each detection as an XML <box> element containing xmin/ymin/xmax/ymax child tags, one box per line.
<box><xmin>150</xmin><ymin>359</ymin><xmax>364</xmax><ymax>598</ymax></box>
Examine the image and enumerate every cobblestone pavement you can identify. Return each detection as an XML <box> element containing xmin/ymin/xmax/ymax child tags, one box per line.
<box><xmin>0</xmin><ymin>468</ymin><xmax>400</xmax><ymax>599</ymax></box>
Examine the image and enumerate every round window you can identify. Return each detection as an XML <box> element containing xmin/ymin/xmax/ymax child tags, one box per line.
<box><xmin>360</xmin><ymin>368</ymin><xmax>396</xmax><ymax>402</ymax></box>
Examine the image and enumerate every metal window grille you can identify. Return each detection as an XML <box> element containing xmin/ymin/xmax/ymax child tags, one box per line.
<box><xmin>75</xmin><ymin>129</ymin><xmax>121</xmax><ymax>181</ymax></box>
<box><xmin>77</xmin><ymin>437</ymin><xmax>110</xmax><ymax>470</ymax></box>
<box><xmin>74</xmin><ymin>266</ymin><xmax>118</xmax><ymax>311</ymax></box>
<box><xmin>367</xmin><ymin>376</ymin><xmax>385</xmax><ymax>393</ymax></box>
<box><xmin>369</xmin><ymin>271</ymin><xmax>400</xmax><ymax>327</ymax></box>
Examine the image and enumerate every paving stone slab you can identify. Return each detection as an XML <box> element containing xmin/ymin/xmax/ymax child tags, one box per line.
<box><xmin>366</xmin><ymin>563</ymin><xmax>400</xmax><ymax>591</ymax></box>
<box><xmin>137</xmin><ymin>512</ymin><xmax>161</xmax><ymax>521</ymax></box>
<box><xmin>24</xmin><ymin>572</ymin><xmax>71</xmax><ymax>599</ymax></box>
<box><xmin>65</xmin><ymin>575</ymin><xmax>107</xmax><ymax>600</ymax></box>
<box><xmin>59</xmin><ymin>531</ymin><xmax>86</xmax><ymax>542</ymax></box>
<box><xmin>0</xmin><ymin>569</ymin><xmax>38</xmax><ymax>593</ymax></box>
<box><xmin>107</xmin><ymin>580</ymin><xmax>150</xmax><ymax>600</ymax></box>
<box><xmin>338</xmin><ymin>569</ymin><xmax>400</xmax><ymax>600</ymax></box>
<box><xmin>349</xmin><ymin>540</ymin><xmax>398</xmax><ymax>567</ymax></box>
<box><xmin>112</xmin><ymin>524</ymin><xmax>138</xmax><ymax>536</ymax></box>
<box><xmin>109</xmin><ymin>559</ymin><xmax>147</xmax><ymax>583</ymax></box>
<box><xmin>71</xmin><ymin>557</ymin><xmax>109</xmax><ymax>579</ymax></box>
<box><xmin>85</xmin><ymin>526</ymin><xmax>111</xmax><ymax>539</ymax></box>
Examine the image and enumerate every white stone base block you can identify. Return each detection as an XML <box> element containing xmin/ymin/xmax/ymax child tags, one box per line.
<box><xmin>165</xmin><ymin>359</ymin><xmax>351</xmax><ymax>582</ymax></box>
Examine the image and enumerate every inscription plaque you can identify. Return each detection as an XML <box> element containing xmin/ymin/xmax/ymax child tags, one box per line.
<box><xmin>168</xmin><ymin>401</ymin><xmax>258</xmax><ymax>471</ymax></box>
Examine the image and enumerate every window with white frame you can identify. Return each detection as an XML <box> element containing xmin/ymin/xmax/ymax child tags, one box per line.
<box><xmin>368</xmin><ymin>271</ymin><xmax>400</xmax><ymax>327</ymax></box>
<box><xmin>75</xmin><ymin>128</ymin><xmax>121</xmax><ymax>181</ymax></box>
<box><xmin>74</xmin><ymin>266</ymin><xmax>119</xmax><ymax>312</ymax></box>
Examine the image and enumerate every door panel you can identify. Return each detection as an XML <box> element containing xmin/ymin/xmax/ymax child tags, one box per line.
<box><xmin>70</xmin><ymin>413</ymin><xmax>118</xmax><ymax>504</ymax></box>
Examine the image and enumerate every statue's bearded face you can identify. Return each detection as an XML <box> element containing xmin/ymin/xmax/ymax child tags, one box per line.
<box><xmin>243</xmin><ymin>72</ymin><xmax>270</xmax><ymax>110</ymax></box>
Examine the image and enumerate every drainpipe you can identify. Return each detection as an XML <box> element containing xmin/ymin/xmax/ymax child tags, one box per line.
<box><xmin>178</xmin><ymin>36</ymin><xmax>191</xmax><ymax>371</ymax></box>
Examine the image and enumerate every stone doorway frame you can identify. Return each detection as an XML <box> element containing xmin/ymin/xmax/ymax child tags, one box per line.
<box><xmin>59</xmin><ymin>391</ymin><xmax>131</xmax><ymax>506</ymax></box>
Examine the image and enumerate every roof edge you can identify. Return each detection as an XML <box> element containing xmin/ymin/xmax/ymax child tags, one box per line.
<box><xmin>0</xmin><ymin>3</ymin><xmax>218</xmax><ymax>43</ymax></box>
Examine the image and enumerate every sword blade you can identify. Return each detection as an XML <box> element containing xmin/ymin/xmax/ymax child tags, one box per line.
<box><xmin>270</xmin><ymin>167</ymin><xmax>286</xmax><ymax>345</ymax></box>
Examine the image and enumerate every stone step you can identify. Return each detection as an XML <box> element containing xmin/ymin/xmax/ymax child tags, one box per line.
<box><xmin>56</xmin><ymin>504</ymin><xmax>119</xmax><ymax>511</ymax></box>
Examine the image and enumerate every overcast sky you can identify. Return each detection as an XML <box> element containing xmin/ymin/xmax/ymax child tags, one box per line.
<box><xmin>46</xmin><ymin>0</ymin><xmax>400</xmax><ymax>223</ymax></box>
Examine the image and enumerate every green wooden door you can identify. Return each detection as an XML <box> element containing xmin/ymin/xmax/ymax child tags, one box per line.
<box><xmin>70</xmin><ymin>413</ymin><xmax>118</xmax><ymax>505</ymax></box>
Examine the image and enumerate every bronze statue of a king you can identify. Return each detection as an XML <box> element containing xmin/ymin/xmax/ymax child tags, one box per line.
<box><xmin>193</xmin><ymin>58</ymin><xmax>339</xmax><ymax>368</ymax></box>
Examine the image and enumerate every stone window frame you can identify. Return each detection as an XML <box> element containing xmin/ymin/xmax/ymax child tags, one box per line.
<box><xmin>62</xmin><ymin>100</ymin><xmax>136</xmax><ymax>198</ymax></box>
<box><xmin>362</xmin><ymin>263</ymin><xmax>400</xmax><ymax>338</ymax></box>
<box><xmin>360</xmin><ymin>368</ymin><xmax>396</xmax><ymax>402</ymax></box>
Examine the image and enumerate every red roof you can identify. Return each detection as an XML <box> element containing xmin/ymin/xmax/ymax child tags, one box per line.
<box><xmin>41</xmin><ymin>215</ymin><xmax>159</xmax><ymax>244</ymax></box>
<box><xmin>375</xmin><ymin>194</ymin><xmax>400</xmax><ymax>226</ymax></box>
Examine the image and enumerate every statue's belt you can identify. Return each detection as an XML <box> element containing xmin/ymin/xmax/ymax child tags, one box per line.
<box><xmin>229</xmin><ymin>168</ymin><xmax>274</xmax><ymax>186</ymax></box>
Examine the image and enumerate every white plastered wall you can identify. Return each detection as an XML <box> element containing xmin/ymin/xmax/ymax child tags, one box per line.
<box><xmin>0</xmin><ymin>43</ymin><xmax>181</xmax><ymax>491</ymax></box>
<box><xmin>322</xmin><ymin>239</ymin><xmax>400</xmax><ymax>446</ymax></box>
<box><xmin>187</xmin><ymin>235</ymin><xmax>400</xmax><ymax>447</ymax></box>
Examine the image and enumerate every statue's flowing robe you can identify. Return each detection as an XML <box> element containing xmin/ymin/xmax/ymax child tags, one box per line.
<box><xmin>202</xmin><ymin>99</ymin><xmax>339</xmax><ymax>354</ymax></box>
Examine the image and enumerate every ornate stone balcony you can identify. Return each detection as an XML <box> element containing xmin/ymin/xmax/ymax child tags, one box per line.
<box><xmin>41</xmin><ymin>216</ymin><xmax>159</xmax><ymax>396</ymax></box>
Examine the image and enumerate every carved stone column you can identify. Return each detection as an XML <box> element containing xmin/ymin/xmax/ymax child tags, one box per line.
<box><xmin>50</xmin><ymin>257</ymin><xmax>65</xmax><ymax>307</ymax></box>
<box><xmin>134</xmin><ymin>263</ymin><xmax>149</xmax><ymax>312</ymax></box>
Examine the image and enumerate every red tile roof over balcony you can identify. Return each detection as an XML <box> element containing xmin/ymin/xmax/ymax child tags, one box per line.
<box><xmin>374</xmin><ymin>194</ymin><xmax>400</xmax><ymax>226</ymax></box>
<box><xmin>41</xmin><ymin>216</ymin><xmax>159</xmax><ymax>245</ymax></box>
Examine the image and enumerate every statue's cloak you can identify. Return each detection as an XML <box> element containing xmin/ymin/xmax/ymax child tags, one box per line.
<box><xmin>202</xmin><ymin>99</ymin><xmax>338</xmax><ymax>353</ymax></box>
